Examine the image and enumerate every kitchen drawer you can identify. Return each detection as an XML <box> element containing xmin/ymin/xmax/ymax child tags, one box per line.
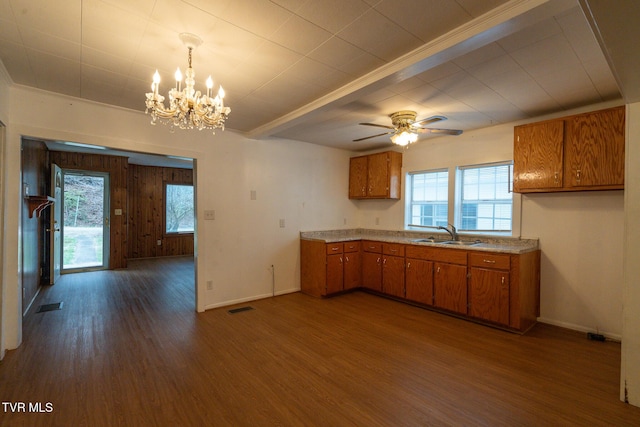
<box><xmin>344</xmin><ymin>241</ymin><xmax>361</xmax><ymax>253</ymax></box>
<box><xmin>405</xmin><ymin>245</ymin><xmax>467</xmax><ymax>265</ymax></box>
<box><xmin>383</xmin><ymin>243</ymin><xmax>405</xmax><ymax>257</ymax></box>
<box><xmin>469</xmin><ymin>252</ymin><xmax>510</xmax><ymax>270</ymax></box>
<box><xmin>363</xmin><ymin>241</ymin><xmax>382</xmax><ymax>253</ymax></box>
<box><xmin>326</xmin><ymin>243</ymin><xmax>343</xmax><ymax>255</ymax></box>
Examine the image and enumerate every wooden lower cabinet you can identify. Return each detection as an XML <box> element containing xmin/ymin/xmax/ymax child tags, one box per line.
<box><xmin>382</xmin><ymin>255</ymin><xmax>405</xmax><ymax>298</ymax></box>
<box><xmin>469</xmin><ymin>267</ymin><xmax>510</xmax><ymax>325</ymax></box>
<box><xmin>362</xmin><ymin>241</ymin><xmax>382</xmax><ymax>291</ymax></box>
<box><xmin>344</xmin><ymin>243</ymin><xmax>361</xmax><ymax>291</ymax></box>
<box><xmin>300</xmin><ymin>240</ymin><xmax>361</xmax><ymax>297</ymax></box>
<box><xmin>468</xmin><ymin>252</ymin><xmax>510</xmax><ymax>326</ymax></box>
<box><xmin>434</xmin><ymin>262</ymin><xmax>468</xmax><ymax>315</ymax></box>
<box><xmin>301</xmin><ymin>238</ymin><xmax>540</xmax><ymax>333</ymax></box>
<box><xmin>405</xmin><ymin>258</ymin><xmax>433</xmax><ymax>305</ymax></box>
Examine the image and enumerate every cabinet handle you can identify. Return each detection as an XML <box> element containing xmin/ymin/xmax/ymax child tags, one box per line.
<box><xmin>501</xmin><ymin>276</ymin><xmax>505</xmax><ymax>284</ymax></box>
<box><xmin>437</xmin><ymin>267</ymin><xmax>440</xmax><ymax>273</ymax></box>
<box><xmin>369</xmin><ymin>246</ymin><xmax>376</xmax><ymax>250</ymax></box>
<box><xmin>331</xmin><ymin>247</ymin><xmax>339</xmax><ymax>251</ymax></box>
<box><xmin>383</xmin><ymin>258</ymin><xmax>387</xmax><ymax>265</ymax></box>
<box><xmin>340</xmin><ymin>257</ymin><xmax>343</xmax><ymax>263</ymax></box>
<box><xmin>554</xmin><ymin>172</ymin><xmax>559</xmax><ymax>184</ymax></box>
<box><xmin>377</xmin><ymin>257</ymin><xmax>381</xmax><ymax>264</ymax></box>
<box><xmin>576</xmin><ymin>169</ymin><xmax>581</xmax><ymax>183</ymax></box>
<box><xmin>345</xmin><ymin>256</ymin><xmax>349</xmax><ymax>262</ymax></box>
<box><xmin>407</xmin><ymin>262</ymin><xmax>411</xmax><ymax>269</ymax></box>
<box><xmin>390</xmin><ymin>249</ymin><xmax>397</xmax><ymax>253</ymax></box>
<box><xmin>483</xmin><ymin>259</ymin><xmax>496</xmax><ymax>264</ymax></box>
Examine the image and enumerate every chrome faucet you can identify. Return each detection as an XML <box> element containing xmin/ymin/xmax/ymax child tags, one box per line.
<box><xmin>438</xmin><ymin>224</ymin><xmax>458</xmax><ymax>241</ymax></box>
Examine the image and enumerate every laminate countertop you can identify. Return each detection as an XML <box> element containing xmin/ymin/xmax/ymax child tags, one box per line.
<box><xmin>300</xmin><ymin>228</ymin><xmax>539</xmax><ymax>255</ymax></box>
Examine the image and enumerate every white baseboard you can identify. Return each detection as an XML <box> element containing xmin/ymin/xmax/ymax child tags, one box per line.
<box><xmin>204</xmin><ymin>287</ymin><xmax>300</xmax><ymax>311</ymax></box>
<box><xmin>537</xmin><ymin>317</ymin><xmax>622</xmax><ymax>342</ymax></box>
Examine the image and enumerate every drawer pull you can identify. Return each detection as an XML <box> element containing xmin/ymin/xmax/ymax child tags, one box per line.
<box><xmin>331</xmin><ymin>247</ymin><xmax>340</xmax><ymax>251</ymax></box>
<box><xmin>390</xmin><ymin>249</ymin><xmax>397</xmax><ymax>252</ymax></box>
<box><xmin>483</xmin><ymin>259</ymin><xmax>496</xmax><ymax>264</ymax></box>
<box><xmin>369</xmin><ymin>246</ymin><xmax>376</xmax><ymax>249</ymax></box>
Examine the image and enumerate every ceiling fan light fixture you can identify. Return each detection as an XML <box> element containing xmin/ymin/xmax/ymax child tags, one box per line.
<box><xmin>390</xmin><ymin>130</ymin><xmax>418</xmax><ymax>146</ymax></box>
<box><xmin>145</xmin><ymin>33</ymin><xmax>230</xmax><ymax>134</ymax></box>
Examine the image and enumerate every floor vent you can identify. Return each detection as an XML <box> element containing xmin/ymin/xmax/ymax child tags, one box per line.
<box><xmin>228</xmin><ymin>306</ymin><xmax>254</xmax><ymax>314</ymax></box>
<box><xmin>36</xmin><ymin>302</ymin><xmax>63</xmax><ymax>313</ymax></box>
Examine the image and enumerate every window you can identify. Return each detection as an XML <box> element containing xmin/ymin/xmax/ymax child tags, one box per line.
<box><xmin>458</xmin><ymin>163</ymin><xmax>512</xmax><ymax>232</ymax></box>
<box><xmin>165</xmin><ymin>184</ymin><xmax>194</xmax><ymax>233</ymax></box>
<box><xmin>408</xmin><ymin>170</ymin><xmax>449</xmax><ymax>227</ymax></box>
<box><xmin>406</xmin><ymin>162</ymin><xmax>515</xmax><ymax>235</ymax></box>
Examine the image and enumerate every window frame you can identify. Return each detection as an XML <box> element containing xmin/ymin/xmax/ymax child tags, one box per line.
<box><xmin>406</xmin><ymin>168</ymin><xmax>450</xmax><ymax>229</ymax></box>
<box><xmin>455</xmin><ymin>161</ymin><xmax>514</xmax><ymax>233</ymax></box>
<box><xmin>164</xmin><ymin>182</ymin><xmax>195</xmax><ymax>235</ymax></box>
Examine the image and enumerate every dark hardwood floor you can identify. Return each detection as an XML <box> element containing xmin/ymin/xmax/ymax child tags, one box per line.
<box><xmin>1</xmin><ymin>256</ymin><xmax>639</xmax><ymax>426</ymax></box>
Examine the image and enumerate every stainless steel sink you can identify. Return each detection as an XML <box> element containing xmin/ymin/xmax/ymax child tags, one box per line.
<box><xmin>440</xmin><ymin>240</ymin><xmax>482</xmax><ymax>246</ymax></box>
<box><xmin>412</xmin><ymin>238</ymin><xmax>436</xmax><ymax>243</ymax></box>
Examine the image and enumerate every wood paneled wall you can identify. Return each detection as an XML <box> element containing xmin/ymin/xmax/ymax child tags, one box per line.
<box><xmin>128</xmin><ymin>164</ymin><xmax>194</xmax><ymax>259</ymax></box>
<box><xmin>21</xmin><ymin>139</ymin><xmax>49</xmax><ymax>313</ymax></box>
<box><xmin>49</xmin><ymin>151</ymin><xmax>129</xmax><ymax>269</ymax></box>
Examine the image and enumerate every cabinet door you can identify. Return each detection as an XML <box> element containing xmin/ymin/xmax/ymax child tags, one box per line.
<box><xmin>565</xmin><ymin>106</ymin><xmax>625</xmax><ymax>188</ymax></box>
<box><xmin>349</xmin><ymin>156</ymin><xmax>368</xmax><ymax>198</ymax></box>
<box><xmin>344</xmin><ymin>251</ymin><xmax>361</xmax><ymax>290</ymax></box>
<box><xmin>406</xmin><ymin>258</ymin><xmax>433</xmax><ymax>305</ymax></box>
<box><xmin>433</xmin><ymin>262</ymin><xmax>467</xmax><ymax>314</ymax></box>
<box><xmin>367</xmin><ymin>152</ymin><xmax>390</xmax><ymax>197</ymax></box>
<box><xmin>382</xmin><ymin>255</ymin><xmax>405</xmax><ymax>298</ymax></box>
<box><xmin>469</xmin><ymin>268</ymin><xmax>509</xmax><ymax>326</ymax></box>
<box><xmin>513</xmin><ymin>120</ymin><xmax>564</xmax><ymax>192</ymax></box>
<box><xmin>362</xmin><ymin>252</ymin><xmax>382</xmax><ymax>291</ymax></box>
<box><xmin>326</xmin><ymin>254</ymin><xmax>344</xmax><ymax>295</ymax></box>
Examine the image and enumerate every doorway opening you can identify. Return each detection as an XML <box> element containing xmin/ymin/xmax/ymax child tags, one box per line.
<box><xmin>61</xmin><ymin>169</ymin><xmax>110</xmax><ymax>272</ymax></box>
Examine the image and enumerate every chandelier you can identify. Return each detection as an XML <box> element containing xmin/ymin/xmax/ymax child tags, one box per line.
<box><xmin>145</xmin><ymin>33</ymin><xmax>230</xmax><ymax>133</ymax></box>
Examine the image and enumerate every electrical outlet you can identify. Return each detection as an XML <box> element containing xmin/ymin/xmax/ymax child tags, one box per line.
<box><xmin>279</xmin><ymin>218</ymin><xmax>285</xmax><ymax>228</ymax></box>
<box><xmin>204</xmin><ymin>210</ymin><xmax>215</xmax><ymax>220</ymax></box>
<box><xmin>375</xmin><ymin>217</ymin><xmax>380</xmax><ymax>225</ymax></box>
<box><xmin>343</xmin><ymin>218</ymin><xmax>347</xmax><ymax>225</ymax></box>
<box><xmin>250</xmin><ymin>190</ymin><xmax>257</xmax><ymax>200</ymax></box>
<box><xmin>157</xmin><ymin>240</ymin><xmax>162</xmax><ymax>246</ymax></box>
<box><xmin>206</xmin><ymin>280</ymin><xmax>213</xmax><ymax>291</ymax></box>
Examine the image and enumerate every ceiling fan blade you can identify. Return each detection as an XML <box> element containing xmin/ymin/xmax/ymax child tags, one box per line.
<box><xmin>413</xmin><ymin>115</ymin><xmax>447</xmax><ymax>126</ymax></box>
<box><xmin>359</xmin><ymin>122</ymin><xmax>395</xmax><ymax>130</ymax></box>
<box><xmin>353</xmin><ymin>131</ymin><xmax>394</xmax><ymax>142</ymax></box>
<box><xmin>416</xmin><ymin>128</ymin><xmax>463</xmax><ymax>135</ymax></box>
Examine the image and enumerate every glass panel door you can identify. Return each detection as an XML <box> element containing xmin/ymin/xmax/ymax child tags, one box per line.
<box><xmin>61</xmin><ymin>170</ymin><xmax>110</xmax><ymax>272</ymax></box>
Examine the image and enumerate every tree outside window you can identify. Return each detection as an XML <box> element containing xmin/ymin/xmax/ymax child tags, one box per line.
<box><xmin>165</xmin><ymin>184</ymin><xmax>194</xmax><ymax>233</ymax></box>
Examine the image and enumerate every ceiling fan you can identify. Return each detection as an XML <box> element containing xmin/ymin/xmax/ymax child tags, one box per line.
<box><xmin>354</xmin><ymin>110</ymin><xmax>463</xmax><ymax>146</ymax></box>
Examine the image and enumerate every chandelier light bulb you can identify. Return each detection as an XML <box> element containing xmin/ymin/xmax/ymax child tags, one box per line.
<box><xmin>218</xmin><ymin>86</ymin><xmax>225</xmax><ymax>98</ymax></box>
<box><xmin>153</xmin><ymin>70</ymin><xmax>161</xmax><ymax>84</ymax></box>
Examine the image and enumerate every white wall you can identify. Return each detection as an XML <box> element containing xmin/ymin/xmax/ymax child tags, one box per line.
<box><xmin>359</xmin><ymin>101</ymin><xmax>626</xmax><ymax>338</ymax></box>
<box><xmin>622</xmin><ymin>102</ymin><xmax>640</xmax><ymax>405</ymax></box>
<box><xmin>0</xmin><ymin>85</ymin><xmax>358</xmax><ymax>351</ymax></box>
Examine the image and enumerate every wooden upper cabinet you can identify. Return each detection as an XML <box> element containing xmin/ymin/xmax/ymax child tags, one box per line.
<box><xmin>513</xmin><ymin>106</ymin><xmax>625</xmax><ymax>193</ymax></box>
<box><xmin>349</xmin><ymin>151</ymin><xmax>402</xmax><ymax>199</ymax></box>
<box><xmin>349</xmin><ymin>156</ymin><xmax>368</xmax><ymax>198</ymax></box>
<box><xmin>564</xmin><ymin>106</ymin><xmax>625</xmax><ymax>189</ymax></box>
<box><xmin>513</xmin><ymin>119</ymin><xmax>564</xmax><ymax>192</ymax></box>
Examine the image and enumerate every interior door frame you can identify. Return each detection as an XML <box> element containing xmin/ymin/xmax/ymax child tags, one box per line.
<box><xmin>50</xmin><ymin>164</ymin><xmax>62</xmax><ymax>283</ymax></box>
<box><xmin>61</xmin><ymin>168</ymin><xmax>111</xmax><ymax>273</ymax></box>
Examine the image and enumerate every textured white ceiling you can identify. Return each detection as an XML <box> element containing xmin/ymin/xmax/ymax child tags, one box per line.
<box><xmin>0</xmin><ymin>0</ymin><xmax>626</xmax><ymax>152</ymax></box>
